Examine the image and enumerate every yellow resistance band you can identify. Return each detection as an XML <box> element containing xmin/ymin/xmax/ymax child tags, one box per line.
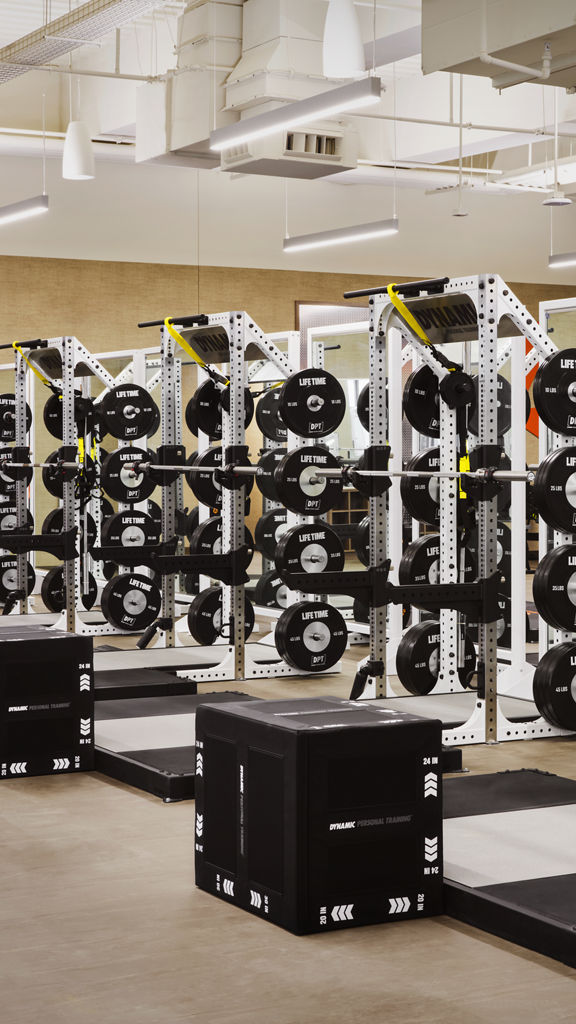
<box><xmin>386</xmin><ymin>284</ymin><xmax>432</xmax><ymax>347</ymax></box>
<box><xmin>12</xmin><ymin>341</ymin><xmax>52</xmax><ymax>388</ymax></box>
<box><xmin>459</xmin><ymin>452</ymin><xmax>470</xmax><ymax>500</ymax></box>
<box><xmin>163</xmin><ymin>317</ymin><xmax>224</xmax><ymax>374</ymax></box>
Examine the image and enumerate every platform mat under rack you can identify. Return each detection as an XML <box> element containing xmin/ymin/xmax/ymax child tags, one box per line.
<box><xmin>443</xmin><ymin>769</ymin><xmax>576</xmax><ymax>968</ymax></box>
<box><xmin>374</xmin><ymin>692</ymin><xmax>539</xmax><ymax>726</ymax></box>
<box><xmin>94</xmin><ymin>692</ymin><xmax>257</xmax><ymax>801</ymax></box>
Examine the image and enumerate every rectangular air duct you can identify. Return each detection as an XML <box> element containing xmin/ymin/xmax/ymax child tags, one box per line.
<box><xmin>0</xmin><ymin>0</ymin><xmax>174</xmax><ymax>84</ymax></box>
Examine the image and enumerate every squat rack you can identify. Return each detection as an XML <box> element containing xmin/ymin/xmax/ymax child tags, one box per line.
<box><xmin>343</xmin><ymin>273</ymin><xmax>569</xmax><ymax>745</ymax></box>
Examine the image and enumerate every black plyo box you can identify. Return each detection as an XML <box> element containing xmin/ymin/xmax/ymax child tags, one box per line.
<box><xmin>0</xmin><ymin>628</ymin><xmax>94</xmax><ymax>779</ymax></box>
<box><xmin>195</xmin><ymin>697</ymin><xmax>443</xmax><ymax>934</ymax></box>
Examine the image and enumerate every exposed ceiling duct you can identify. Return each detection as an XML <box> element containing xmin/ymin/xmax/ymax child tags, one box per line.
<box><xmin>0</xmin><ymin>0</ymin><xmax>176</xmax><ymax>84</ymax></box>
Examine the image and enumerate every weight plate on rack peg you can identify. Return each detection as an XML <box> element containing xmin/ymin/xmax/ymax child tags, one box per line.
<box><xmin>0</xmin><ymin>556</ymin><xmax>35</xmax><ymax>603</ymax></box>
<box><xmin>256</xmin><ymin>448</ymin><xmax>286</xmax><ymax>502</ymax></box>
<box><xmin>0</xmin><ymin>500</ymin><xmax>33</xmax><ymax>534</ymax></box>
<box><xmin>253</xmin><ymin>570</ymin><xmax>289</xmax><ymax>609</ymax></box>
<box><xmin>396</xmin><ymin>620</ymin><xmax>476</xmax><ymax>695</ymax></box>
<box><xmin>466</xmin><ymin>520</ymin><xmax>511</xmax><ymax>581</ymax></box>
<box><xmin>403</xmin><ymin>365</ymin><xmax>440</xmax><ymax>438</ymax></box>
<box><xmin>254</xmin><ymin>509</ymin><xmax>289</xmax><ymax>560</ymax></box>
<box><xmin>278</xmin><ymin>370</ymin><xmax>346</xmax><ymax>438</ymax></box>
<box><xmin>399</xmin><ymin>533</ymin><xmax>475</xmax><ymax>585</ymax></box>
<box><xmin>466</xmin><ymin>593</ymin><xmax>517</xmax><ymax>649</ymax></box>
<box><xmin>185</xmin><ymin>380</ymin><xmax>222</xmax><ymax>439</ymax></box>
<box><xmin>255</xmin><ymin>389</ymin><xmax>287</xmax><ymax>443</ymax></box>
<box><xmin>533</xmin><ymin>642</ymin><xmax>576</xmax><ymax>731</ymax></box>
<box><xmin>400</xmin><ymin>448</ymin><xmax>441</xmax><ymax>528</ymax></box>
<box><xmin>354</xmin><ymin>515</ymin><xmax>370</xmax><ymax>566</ymax></box>
<box><xmin>42</xmin><ymin>508</ymin><xmax>97</xmax><ymax>551</ymax></box>
<box><xmin>101</xmin><ymin>573</ymin><xmax>162</xmax><ymax>631</ymax></box>
<box><xmin>100</xmin><ymin>496</ymin><xmax>114</xmax><ymax>520</ymax></box>
<box><xmin>356</xmin><ymin>383</ymin><xmax>369</xmax><ymax>432</ymax></box>
<box><xmin>275</xmin><ymin>523</ymin><xmax>344</xmax><ymax>575</ymax></box>
<box><xmin>147</xmin><ymin>499</ymin><xmax>162</xmax><ymax>535</ymax></box>
<box><xmin>533</xmin><ymin>544</ymin><xmax>576</xmax><ymax>632</ymax></box>
<box><xmin>533</xmin><ymin>348</ymin><xmax>576</xmax><ymax>436</ymax></box>
<box><xmin>0</xmin><ymin>394</ymin><xmax>32</xmax><ymax>442</ymax></box>
<box><xmin>41</xmin><ymin>567</ymin><xmax>98</xmax><ymax>613</ymax></box>
<box><xmin>100</xmin><ymin>447</ymin><xmax>156</xmax><ymax>504</ymax></box>
<box><xmin>219</xmin><ymin>386</ymin><xmax>254</xmax><ymax>428</ymax></box>
<box><xmin>42</xmin><ymin>449</ymin><xmax>96</xmax><ymax>499</ymax></box>
<box><xmin>275</xmin><ymin>601</ymin><xmax>348</xmax><ymax>672</ymax></box>
<box><xmin>533</xmin><ymin>448</ymin><xmax>576</xmax><ymax>534</ymax></box>
<box><xmin>187</xmin><ymin>586</ymin><xmax>254</xmax><ymax>645</ymax></box>
<box><xmin>43</xmin><ymin>393</ymin><xmax>95</xmax><ymax>440</ymax></box>
<box><xmin>468</xmin><ymin>374</ymin><xmax>517</xmax><ymax>437</ymax></box>
<box><xmin>101</xmin><ymin>511</ymin><xmax>160</xmax><ymax>548</ymax></box>
<box><xmin>0</xmin><ymin>447</ymin><xmax>32</xmax><ymax>495</ymax></box>
<box><xmin>188</xmin><ymin>515</ymin><xmax>253</xmax><ymax>556</ymax></box>
<box><xmin>186</xmin><ymin>447</ymin><xmax>222</xmax><ymax>508</ymax></box>
<box><xmin>274</xmin><ymin>447</ymin><xmax>343</xmax><ymax>516</ymax></box>
<box><xmin>100</xmin><ymin>385</ymin><xmax>160</xmax><ymax>441</ymax></box>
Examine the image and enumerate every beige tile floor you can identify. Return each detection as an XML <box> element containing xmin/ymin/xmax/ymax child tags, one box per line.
<box><xmin>2</xmin><ymin>649</ymin><xmax>576</xmax><ymax>1023</ymax></box>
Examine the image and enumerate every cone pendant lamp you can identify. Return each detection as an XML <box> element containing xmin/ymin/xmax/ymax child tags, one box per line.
<box><xmin>62</xmin><ymin>121</ymin><xmax>95</xmax><ymax>180</ymax></box>
<box><xmin>323</xmin><ymin>0</ymin><xmax>366</xmax><ymax>79</ymax></box>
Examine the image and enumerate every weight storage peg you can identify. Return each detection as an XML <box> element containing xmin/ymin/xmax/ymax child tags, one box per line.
<box><xmin>278</xmin><ymin>370</ymin><xmax>346</xmax><ymax>439</ymax></box>
<box><xmin>275</xmin><ymin>601</ymin><xmax>348</xmax><ymax>672</ymax></box>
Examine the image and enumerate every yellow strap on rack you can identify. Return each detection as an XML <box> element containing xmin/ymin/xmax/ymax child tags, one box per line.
<box><xmin>77</xmin><ymin>437</ymin><xmax>85</xmax><ymax>469</ymax></box>
<box><xmin>459</xmin><ymin>452</ymin><xmax>470</xmax><ymax>500</ymax></box>
<box><xmin>386</xmin><ymin>284</ymin><xmax>432</xmax><ymax>347</ymax></box>
<box><xmin>164</xmin><ymin>318</ymin><xmax>230</xmax><ymax>388</ymax></box>
<box><xmin>164</xmin><ymin>319</ymin><xmax>208</xmax><ymax>370</ymax></box>
<box><xmin>12</xmin><ymin>341</ymin><xmax>52</xmax><ymax>388</ymax></box>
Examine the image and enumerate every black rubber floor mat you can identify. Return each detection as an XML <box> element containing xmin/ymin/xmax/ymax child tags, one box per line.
<box><xmin>444</xmin><ymin>769</ymin><xmax>576</xmax><ymax>819</ymax></box>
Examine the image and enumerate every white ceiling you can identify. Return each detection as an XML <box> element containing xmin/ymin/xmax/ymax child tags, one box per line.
<box><xmin>0</xmin><ymin>0</ymin><xmax>574</xmax><ymax>288</ymax></box>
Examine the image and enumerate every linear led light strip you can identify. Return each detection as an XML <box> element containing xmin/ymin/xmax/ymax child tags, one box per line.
<box><xmin>549</xmin><ymin>252</ymin><xmax>576</xmax><ymax>269</ymax></box>
<box><xmin>0</xmin><ymin>195</ymin><xmax>49</xmax><ymax>226</ymax></box>
<box><xmin>209</xmin><ymin>77</ymin><xmax>383</xmax><ymax>153</ymax></box>
<box><xmin>283</xmin><ymin>218</ymin><xmax>398</xmax><ymax>253</ymax></box>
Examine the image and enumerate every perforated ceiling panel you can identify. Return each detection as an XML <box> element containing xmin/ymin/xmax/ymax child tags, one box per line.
<box><xmin>0</xmin><ymin>0</ymin><xmax>174</xmax><ymax>83</ymax></box>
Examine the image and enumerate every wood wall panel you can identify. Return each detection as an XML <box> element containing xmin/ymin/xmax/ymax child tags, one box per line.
<box><xmin>0</xmin><ymin>255</ymin><xmax>574</xmax><ymax>346</ymax></box>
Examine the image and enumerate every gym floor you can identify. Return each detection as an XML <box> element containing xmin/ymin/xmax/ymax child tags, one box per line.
<box><xmin>2</xmin><ymin>650</ymin><xmax>576</xmax><ymax>1024</ymax></box>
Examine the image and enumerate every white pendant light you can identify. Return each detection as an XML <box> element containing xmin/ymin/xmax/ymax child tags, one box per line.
<box><xmin>63</xmin><ymin>120</ymin><xmax>95</xmax><ymax>180</ymax></box>
<box><xmin>323</xmin><ymin>0</ymin><xmax>366</xmax><ymax>79</ymax></box>
<box><xmin>284</xmin><ymin>218</ymin><xmax>398</xmax><ymax>253</ymax></box>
